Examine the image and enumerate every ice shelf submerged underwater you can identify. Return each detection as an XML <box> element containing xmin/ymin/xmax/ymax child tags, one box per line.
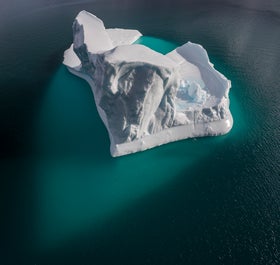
<box><xmin>63</xmin><ymin>10</ymin><xmax>233</xmax><ymax>157</ymax></box>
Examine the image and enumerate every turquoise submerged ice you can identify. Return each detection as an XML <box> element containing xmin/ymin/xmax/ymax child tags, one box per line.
<box><xmin>63</xmin><ymin>10</ymin><xmax>233</xmax><ymax>157</ymax></box>
<box><xmin>176</xmin><ymin>80</ymin><xmax>208</xmax><ymax>111</ymax></box>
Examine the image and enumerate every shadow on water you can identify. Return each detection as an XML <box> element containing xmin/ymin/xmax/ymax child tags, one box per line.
<box><xmin>34</xmin><ymin>65</ymin><xmax>111</xmax><ymax>162</ymax></box>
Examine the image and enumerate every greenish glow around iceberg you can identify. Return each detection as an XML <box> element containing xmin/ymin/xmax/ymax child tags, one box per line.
<box><xmin>133</xmin><ymin>36</ymin><xmax>178</xmax><ymax>54</ymax></box>
<box><xmin>33</xmin><ymin>37</ymin><xmax>245</xmax><ymax>249</ymax></box>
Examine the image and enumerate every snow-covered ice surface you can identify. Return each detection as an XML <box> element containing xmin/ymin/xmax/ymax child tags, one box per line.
<box><xmin>63</xmin><ymin>10</ymin><xmax>233</xmax><ymax>157</ymax></box>
<box><xmin>106</xmin><ymin>28</ymin><xmax>142</xmax><ymax>47</ymax></box>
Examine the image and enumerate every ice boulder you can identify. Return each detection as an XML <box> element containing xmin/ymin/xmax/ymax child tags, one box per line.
<box><xmin>63</xmin><ymin>11</ymin><xmax>233</xmax><ymax>157</ymax></box>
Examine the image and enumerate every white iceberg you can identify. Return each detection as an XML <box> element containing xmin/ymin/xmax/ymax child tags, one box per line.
<box><xmin>63</xmin><ymin>10</ymin><xmax>233</xmax><ymax>157</ymax></box>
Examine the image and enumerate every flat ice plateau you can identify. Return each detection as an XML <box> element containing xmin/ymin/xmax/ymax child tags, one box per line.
<box><xmin>63</xmin><ymin>10</ymin><xmax>233</xmax><ymax>157</ymax></box>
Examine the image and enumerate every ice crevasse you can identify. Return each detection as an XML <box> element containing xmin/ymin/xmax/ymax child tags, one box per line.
<box><xmin>63</xmin><ymin>10</ymin><xmax>233</xmax><ymax>157</ymax></box>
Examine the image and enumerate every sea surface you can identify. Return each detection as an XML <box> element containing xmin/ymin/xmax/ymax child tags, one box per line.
<box><xmin>0</xmin><ymin>1</ymin><xmax>280</xmax><ymax>264</ymax></box>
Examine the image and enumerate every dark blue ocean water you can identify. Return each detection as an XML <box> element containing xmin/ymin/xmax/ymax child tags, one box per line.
<box><xmin>0</xmin><ymin>1</ymin><xmax>280</xmax><ymax>264</ymax></box>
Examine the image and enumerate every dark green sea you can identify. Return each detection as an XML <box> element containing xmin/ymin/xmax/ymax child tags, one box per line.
<box><xmin>1</xmin><ymin>1</ymin><xmax>280</xmax><ymax>264</ymax></box>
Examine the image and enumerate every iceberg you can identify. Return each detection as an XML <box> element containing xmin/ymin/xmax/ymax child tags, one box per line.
<box><xmin>63</xmin><ymin>10</ymin><xmax>233</xmax><ymax>157</ymax></box>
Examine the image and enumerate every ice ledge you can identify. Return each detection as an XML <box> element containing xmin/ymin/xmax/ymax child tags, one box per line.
<box><xmin>112</xmin><ymin>115</ymin><xmax>233</xmax><ymax>157</ymax></box>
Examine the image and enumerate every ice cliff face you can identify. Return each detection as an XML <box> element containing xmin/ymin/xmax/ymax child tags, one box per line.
<box><xmin>94</xmin><ymin>44</ymin><xmax>179</xmax><ymax>144</ymax></box>
<box><xmin>63</xmin><ymin>10</ymin><xmax>233</xmax><ymax>157</ymax></box>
